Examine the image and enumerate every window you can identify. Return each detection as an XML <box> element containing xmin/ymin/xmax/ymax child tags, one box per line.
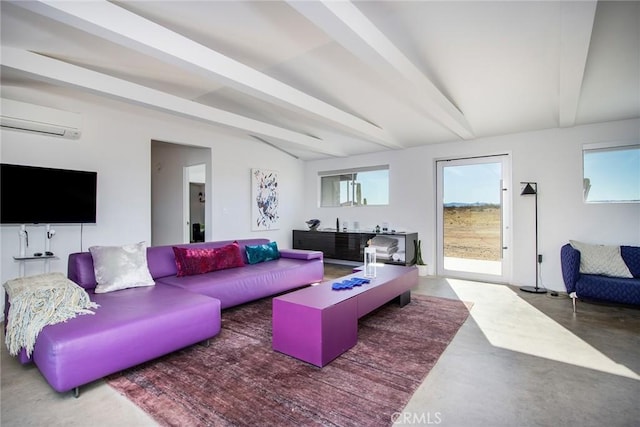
<box><xmin>319</xmin><ymin>165</ymin><xmax>389</xmax><ymax>207</ymax></box>
<box><xmin>583</xmin><ymin>142</ymin><xmax>640</xmax><ymax>203</ymax></box>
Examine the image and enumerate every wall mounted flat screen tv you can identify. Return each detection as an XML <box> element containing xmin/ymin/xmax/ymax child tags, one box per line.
<box><xmin>1</xmin><ymin>163</ymin><xmax>97</xmax><ymax>224</ymax></box>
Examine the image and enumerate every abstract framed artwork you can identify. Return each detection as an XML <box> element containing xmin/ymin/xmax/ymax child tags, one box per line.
<box><xmin>251</xmin><ymin>168</ymin><xmax>280</xmax><ymax>230</ymax></box>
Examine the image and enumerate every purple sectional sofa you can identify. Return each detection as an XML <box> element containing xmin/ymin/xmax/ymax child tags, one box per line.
<box><xmin>12</xmin><ymin>238</ymin><xmax>323</xmax><ymax>396</ymax></box>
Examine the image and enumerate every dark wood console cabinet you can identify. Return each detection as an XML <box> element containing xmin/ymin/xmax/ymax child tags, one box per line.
<box><xmin>292</xmin><ymin>230</ymin><xmax>417</xmax><ymax>266</ymax></box>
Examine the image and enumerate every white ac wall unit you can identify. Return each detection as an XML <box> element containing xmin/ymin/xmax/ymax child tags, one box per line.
<box><xmin>0</xmin><ymin>98</ymin><xmax>81</xmax><ymax>139</ymax></box>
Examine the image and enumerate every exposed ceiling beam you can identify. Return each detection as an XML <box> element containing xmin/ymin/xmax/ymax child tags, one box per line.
<box><xmin>0</xmin><ymin>48</ymin><xmax>347</xmax><ymax>157</ymax></box>
<box><xmin>559</xmin><ymin>1</ymin><xmax>598</xmax><ymax>127</ymax></box>
<box><xmin>288</xmin><ymin>0</ymin><xmax>474</xmax><ymax>140</ymax></box>
<box><xmin>11</xmin><ymin>0</ymin><xmax>401</xmax><ymax>149</ymax></box>
<box><xmin>250</xmin><ymin>135</ymin><xmax>300</xmax><ymax>160</ymax></box>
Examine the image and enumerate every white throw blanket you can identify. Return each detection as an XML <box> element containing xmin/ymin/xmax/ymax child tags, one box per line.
<box><xmin>4</xmin><ymin>272</ymin><xmax>99</xmax><ymax>357</ymax></box>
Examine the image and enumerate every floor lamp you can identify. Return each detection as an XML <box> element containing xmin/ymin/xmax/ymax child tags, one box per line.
<box><xmin>519</xmin><ymin>182</ymin><xmax>546</xmax><ymax>294</ymax></box>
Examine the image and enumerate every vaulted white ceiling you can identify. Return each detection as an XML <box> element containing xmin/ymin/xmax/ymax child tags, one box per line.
<box><xmin>1</xmin><ymin>1</ymin><xmax>638</xmax><ymax>160</ymax></box>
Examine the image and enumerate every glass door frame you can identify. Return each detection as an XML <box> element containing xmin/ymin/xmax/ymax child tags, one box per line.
<box><xmin>435</xmin><ymin>154</ymin><xmax>512</xmax><ymax>283</ymax></box>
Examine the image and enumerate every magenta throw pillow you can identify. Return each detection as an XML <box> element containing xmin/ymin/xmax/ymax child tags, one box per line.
<box><xmin>172</xmin><ymin>242</ymin><xmax>245</xmax><ymax>277</ymax></box>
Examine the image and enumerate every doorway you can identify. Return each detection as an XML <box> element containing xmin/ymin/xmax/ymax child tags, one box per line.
<box><xmin>185</xmin><ymin>164</ymin><xmax>206</xmax><ymax>243</ymax></box>
<box><xmin>151</xmin><ymin>140</ymin><xmax>211</xmax><ymax>246</ymax></box>
<box><xmin>436</xmin><ymin>155</ymin><xmax>511</xmax><ymax>283</ymax></box>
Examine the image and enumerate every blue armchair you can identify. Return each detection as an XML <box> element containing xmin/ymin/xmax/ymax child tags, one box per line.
<box><xmin>560</xmin><ymin>244</ymin><xmax>640</xmax><ymax>312</ymax></box>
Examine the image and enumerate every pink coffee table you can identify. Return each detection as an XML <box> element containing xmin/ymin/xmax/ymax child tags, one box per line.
<box><xmin>272</xmin><ymin>264</ymin><xmax>418</xmax><ymax>367</ymax></box>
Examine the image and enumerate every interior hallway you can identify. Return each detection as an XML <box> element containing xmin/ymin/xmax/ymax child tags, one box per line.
<box><xmin>2</xmin><ymin>265</ymin><xmax>639</xmax><ymax>426</ymax></box>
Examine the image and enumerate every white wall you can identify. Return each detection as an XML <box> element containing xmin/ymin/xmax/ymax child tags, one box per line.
<box><xmin>302</xmin><ymin>118</ymin><xmax>640</xmax><ymax>291</ymax></box>
<box><xmin>1</xmin><ymin>88</ymin><xmax>306</xmax><ymax>316</ymax></box>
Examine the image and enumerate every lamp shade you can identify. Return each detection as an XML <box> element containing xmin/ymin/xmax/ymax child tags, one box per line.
<box><xmin>521</xmin><ymin>182</ymin><xmax>537</xmax><ymax>195</ymax></box>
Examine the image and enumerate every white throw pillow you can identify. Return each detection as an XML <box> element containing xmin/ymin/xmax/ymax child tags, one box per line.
<box><xmin>89</xmin><ymin>242</ymin><xmax>155</xmax><ymax>293</ymax></box>
<box><xmin>569</xmin><ymin>240</ymin><xmax>633</xmax><ymax>278</ymax></box>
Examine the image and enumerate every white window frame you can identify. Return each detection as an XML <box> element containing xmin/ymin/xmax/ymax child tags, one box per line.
<box><xmin>318</xmin><ymin>165</ymin><xmax>389</xmax><ymax>207</ymax></box>
<box><xmin>582</xmin><ymin>141</ymin><xmax>640</xmax><ymax>204</ymax></box>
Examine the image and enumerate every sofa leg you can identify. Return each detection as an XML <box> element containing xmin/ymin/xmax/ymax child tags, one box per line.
<box><xmin>73</xmin><ymin>387</ymin><xmax>80</xmax><ymax>398</ymax></box>
<box><xmin>202</xmin><ymin>339</ymin><xmax>210</xmax><ymax>347</ymax></box>
<box><xmin>570</xmin><ymin>292</ymin><xmax>577</xmax><ymax>313</ymax></box>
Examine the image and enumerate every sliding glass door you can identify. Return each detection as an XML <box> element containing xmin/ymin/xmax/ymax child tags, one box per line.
<box><xmin>436</xmin><ymin>155</ymin><xmax>511</xmax><ymax>283</ymax></box>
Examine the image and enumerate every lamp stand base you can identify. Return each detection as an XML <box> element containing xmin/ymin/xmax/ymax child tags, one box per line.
<box><xmin>520</xmin><ymin>285</ymin><xmax>547</xmax><ymax>294</ymax></box>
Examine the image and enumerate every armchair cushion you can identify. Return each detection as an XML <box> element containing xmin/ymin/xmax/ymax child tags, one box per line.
<box><xmin>578</xmin><ymin>274</ymin><xmax>640</xmax><ymax>305</ymax></box>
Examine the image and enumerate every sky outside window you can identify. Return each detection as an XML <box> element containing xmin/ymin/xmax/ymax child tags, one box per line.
<box><xmin>443</xmin><ymin>163</ymin><xmax>501</xmax><ymax>205</ymax></box>
<box><xmin>584</xmin><ymin>146</ymin><xmax>640</xmax><ymax>203</ymax></box>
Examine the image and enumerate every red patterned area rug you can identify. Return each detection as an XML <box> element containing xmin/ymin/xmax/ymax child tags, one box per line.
<box><xmin>106</xmin><ymin>294</ymin><xmax>471</xmax><ymax>427</ymax></box>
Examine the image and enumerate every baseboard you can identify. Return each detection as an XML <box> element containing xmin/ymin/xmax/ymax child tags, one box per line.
<box><xmin>323</xmin><ymin>259</ymin><xmax>360</xmax><ymax>267</ymax></box>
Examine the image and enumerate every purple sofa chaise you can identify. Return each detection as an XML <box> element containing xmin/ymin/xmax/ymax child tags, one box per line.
<box><xmin>11</xmin><ymin>238</ymin><xmax>323</xmax><ymax>396</ymax></box>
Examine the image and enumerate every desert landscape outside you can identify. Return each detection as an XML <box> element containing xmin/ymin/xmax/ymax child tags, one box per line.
<box><xmin>444</xmin><ymin>204</ymin><xmax>502</xmax><ymax>261</ymax></box>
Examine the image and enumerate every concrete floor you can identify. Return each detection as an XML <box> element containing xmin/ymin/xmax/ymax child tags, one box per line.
<box><xmin>2</xmin><ymin>267</ymin><xmax>639</xmax><ymax>426</ymax></box>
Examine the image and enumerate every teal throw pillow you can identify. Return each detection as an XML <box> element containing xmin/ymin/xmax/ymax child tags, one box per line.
<box><xmin>245</xmin><ymin>241</ymin><xmax>281</xmax><ymax>264</ymax></box>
